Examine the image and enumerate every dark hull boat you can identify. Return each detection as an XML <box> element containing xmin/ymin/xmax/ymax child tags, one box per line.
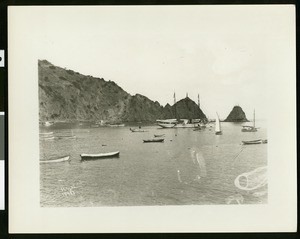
<box><xmin>154</xmin><ymin>134</ymin><xmax>165</xmax><ymax>137</ymax></box>
<box><xmin>80</xmin><ymin>151</ymin><xmax>120</xmax><ymax>160</ymax></box>
<box><xmin>130</xmin><ymin>128</ymin><xmax>148</xmax><ymax>132</ymax></box>
<box><xmin>57</xmin><ymin>135</ymin><xmax>77</xmax><ymax>140</ymax></box>
<box><xmin>241</xmin><ymin>126</ymin><xmax>257</xmax><ymax>132</ymax></box>
<box><xmin>242</xmin><ymin>139</ymin><xmax>268</xmax><ymax>145</ymax></box>
<box><xmin>143</xmin><ymin>139</ymin><xmax>164</xmax><ymax>143</ymax></box>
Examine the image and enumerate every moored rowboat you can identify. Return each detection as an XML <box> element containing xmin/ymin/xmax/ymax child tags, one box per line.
<box><xmin>40</xmin><ymin>155</ymin><xmax>70</xmax><ymax>164</ymax></box>
<box><xmin>80</xmin><ymin>151</ymin><xmax>120</xmax><ymax>160</ymax></box>
<box><xmin>242</xmin><ymin>139</ymin><xmax>267</xmax><ymax>145</ymax></box>
<box><xmin>143</xmin><ymin>139</ymin><xmax>164</xmax><ymax>143</ymax></box>
<box><xmin>39</xmin><ymin>132</ymin><xmax>53</xmax><ymax>135</ymax></box>
<box><xmin>130</xmin><ymin>128</ymin><xmax>148</xmax><ymax>132</ymax></box>
<box><xmin>56</xmin><ymin>135</ymin><xmax>77</xmax><ymax>140</ymax></box>
<box><xmin>154</xmin><ymin>134</ymin><xmax>165</xmax><ymax>137</ymax></box>
<box><xmin>40</xmin><ymin>136</ymin><xmax>55</xmax><ymax>141</ymax></box>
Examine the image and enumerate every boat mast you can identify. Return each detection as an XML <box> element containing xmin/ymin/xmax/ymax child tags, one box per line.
<box><xmin>198</xmin><ymin>94</ymin><xmax>200</xmax><ymax>108</ymax></box>
<box><xmin>218</xmin><ymin>112</ymin><xmax>221</xmax><ymax>131</ymax></box>
<box><xmin>253</xmin><ymin>109</ymin><xmax>255</xmax><ymax>128</ymax></box>
<box><xmin>174</xmin><ymin>92</ymin><xmax>177</xmax><ymax>119</ymax></box>
<box><xmin>216</xmin><ymin>112</ymin><xmax>221</xmax><ymax>131</ymax></box>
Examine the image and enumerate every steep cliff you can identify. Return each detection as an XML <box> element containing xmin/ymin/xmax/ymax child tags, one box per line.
<box><xmin>224</xmin><ymin>106</ymin><xmax>249</xmax><ymax>122</ymax></box>
<box><xmin>38</xmin><ymin>60</ymin><xmax>207</xmax><ymax>123</ymax></box>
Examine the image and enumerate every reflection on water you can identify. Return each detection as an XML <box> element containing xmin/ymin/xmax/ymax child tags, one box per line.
<box><xmin>40</xmin><ymin>121</ymin><xmax>268</xmax><ymax>207</ymax></box>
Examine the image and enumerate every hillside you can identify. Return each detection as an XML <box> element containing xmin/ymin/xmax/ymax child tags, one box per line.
<box><xmin>224</xmin><ymin>106</ymin><xmax>249</xmax><ymax>122</ymax></box>
<box><xmin>38</xmin><ymin>60</ymin><xmax>207</xmax><ymax>123</ymax></box>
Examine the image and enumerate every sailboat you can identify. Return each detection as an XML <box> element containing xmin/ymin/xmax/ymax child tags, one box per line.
<box><xmin>215</xmin><ymin>112</ymin><xmax>222</xmax><ymax>135</ymax></box>
<box><xmin>241</xmin><ymin>110</ymin><xmax>258</xmax><ymax>132</ymax></box>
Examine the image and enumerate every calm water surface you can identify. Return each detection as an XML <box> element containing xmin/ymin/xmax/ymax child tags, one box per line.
<box><xmin>40</xmin><ymin>121</ymin><xmax>267</xmax><ymax>207</ymax></box>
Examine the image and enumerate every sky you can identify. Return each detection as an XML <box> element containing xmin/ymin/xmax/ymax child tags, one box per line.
<box><xmin>9</xmin><ymin>5</ymin><xmax>295</xmax><ymax>120</ymax></box>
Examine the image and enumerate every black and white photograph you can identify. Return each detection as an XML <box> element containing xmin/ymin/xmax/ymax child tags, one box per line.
<box><xmin>37</xmin><ymin>6</ymin><xmax>271</xmax><ymax>207</ymax></box>
<box><xmin>8</xmin><ymin>5</ymin><xmax>296</xmax><ymax>233</ymax></box>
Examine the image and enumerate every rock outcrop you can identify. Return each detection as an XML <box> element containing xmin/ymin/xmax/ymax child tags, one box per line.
<box><xmin>38</xmin><ymin>60</ymin><xmax>207</xmax><ymax>123</ymax></box>
<box><xmin>224</xmin><ymin>106</ymin><xmax>249</xmax><ymax>122</ymax></box>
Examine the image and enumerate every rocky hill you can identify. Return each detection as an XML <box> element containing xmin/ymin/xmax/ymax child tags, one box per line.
<box><xmin>224</xmin><ymin>106</ymin><xmax>249</xmax><ymax>122</ymax></box>
<box><xmin>165</xmin><ymin>97</ymin><xmax>206</xmax><ymax>120</ymax></box>
<box><xmin>38</xmin><ymin>60</ymin><xmax>207</xmax><ymax>123</ymax></box>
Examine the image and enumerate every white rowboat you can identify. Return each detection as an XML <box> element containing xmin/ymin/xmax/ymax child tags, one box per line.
<box><xmin>81</xmin><ymin>151</ymin><xmax>120</xmax><ymax>160</ymax></box>
<box><xmin>40</xmin><ymin>155</ymin><xmax>70</xmax><ymax>164</ymax></box>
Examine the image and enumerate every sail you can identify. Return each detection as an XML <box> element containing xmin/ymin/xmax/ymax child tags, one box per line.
<box><xmin>215</xmin><ymin>113</ymin><xmax>221</xmax><ymax>132</ymax></box>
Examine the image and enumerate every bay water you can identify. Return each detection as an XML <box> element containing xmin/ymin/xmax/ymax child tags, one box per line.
<box><xmin>40</xmin><ymin>121</ymin><xmax>267</xmax><ymax>207</ymax></box>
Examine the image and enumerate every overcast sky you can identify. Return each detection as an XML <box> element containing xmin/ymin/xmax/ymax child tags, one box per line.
<box><xmin>10</xmin><ymin>5</ymin><xmax>295</xmax><ymax>120</ymax></box>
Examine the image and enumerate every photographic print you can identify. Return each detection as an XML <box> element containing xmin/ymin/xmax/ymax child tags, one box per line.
<box><xmin>9</xmin><ymin>5</ymin><xmax>296</xmax><ymax>233</ymax></box>
<box><xmin>38</xmin><ymin>6</ymin><xmax>268</xmax><ymax>207</ymax></box>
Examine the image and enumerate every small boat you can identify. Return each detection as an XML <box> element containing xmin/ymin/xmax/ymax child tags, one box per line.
<box><xmin>242</xmin><ymin>139</ymin><xmax>262</xmax><ymax>145</ymax></box>
<box><xmin>215</xmin><ymin>112</ymin><xmax>222</xmax><ymax>135</ymax></box>
<box><xmin>143</xmin><ymin>139</ymin><xmax>164</xmax><ymax>143</ymax></box>
<box><xmin>242</xmin><ymin>110</ymin><xmax>258</xmax><ymax>132</ymax></box>
<box><xmin>80</xmin><ymin>151</ymin><xmax>120</xmax><ymax>160</ymax></box>
<box><xmin>193</xmin><ymin>127</ymin><xmax>201</xmax><ymax>131</ymax></box>
<box><xmin>40</xmin><ymin>136</ymin><xmax>55</xmax><ymax>141</ymax></box>
<box><xmin>39</xmin><ymin>132</ymin><xmax>53</xmax><ymax>135</ymax></box>
<box><xmin>56</xmin><ymin>135</ymin><xmax>77</xmax><ymax>140</ymax></box>
<box><xmin>242</xmin><ymin>139</ymin><xmax>268</xmax><ymax>145</ymax></box>
<box><xmin>154</xmin><ymin>134</ymin><xmax>165</xmax><ymax>137</ymax></box>
<box><xmin>130</xmin><ymin>128</ymin><xmax>148</xmax><ymax>132</ymax></box>
<box><xmin>40</xmin><ymin>155</ymin><xmax>70</xmax><ymax>164</ymax></box>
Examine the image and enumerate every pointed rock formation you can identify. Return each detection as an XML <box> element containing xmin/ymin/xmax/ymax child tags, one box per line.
<box><xmin>224</xmin><ymin>106</ymin><xmax>249</xmax><ymax>122</ymax></box>
<box><xmin>172</xmin><ymin>97</ymin><xmax>206</xmax><ymax>120</ymax></box>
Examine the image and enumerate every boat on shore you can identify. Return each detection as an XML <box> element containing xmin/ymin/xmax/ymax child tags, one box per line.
<box><xmin>143</xmin><ymin>139</ymin><xmax>164</xmax><ymax>143</ymax></box>
<box><xmin>154</xmin><ymin>134</ymin><xmax>165</xmax><ymax>137</ymax></box>
<box><xmin>242</xmin><ymin>110</ymin><xmax>258</xmax><ymax>132</ymax></box>
<box><xmin>215</xmin><ymin>112</ymin><xmax>222</xmax><ymax>135</ymax></box>
<box><xmin>242</xmin><ymin>139</ymin><xmax>268</xmax><ymax>145</ymax></box>
<box><xmin>80</xmin><ymin>151</ymin><xmax>120</xmax><ymax>160</ymax></box>
<box><xmin>40</xmin><ymin>155</ymin><xmax>70</xmax><ymax>164</ymax></box>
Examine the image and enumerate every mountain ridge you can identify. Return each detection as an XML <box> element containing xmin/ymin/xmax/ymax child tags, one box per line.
<box><xmin>38</xmin><ymin>60</ymin><xmax>207</xmax><ymax>123</ymax></box>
